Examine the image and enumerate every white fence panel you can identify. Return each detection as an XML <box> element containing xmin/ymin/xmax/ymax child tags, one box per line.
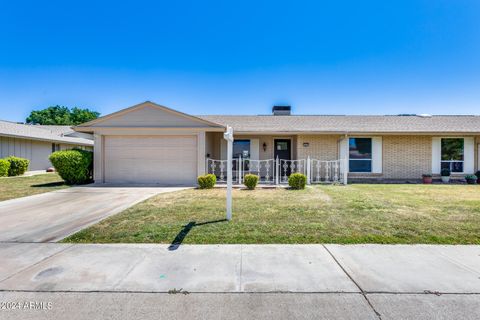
<box><xmin>207</xmin><ymin>157</ymin><xmax>347</xmax><ymax>185</ymax></box>
<box><xmin>206</xmin><ymin>158</ymin><xmax>240</xmax><ymax>184</ymax></box>
<box><xmin>310</xmin><ymin>159</ymin><xmax>345</xmax><ymax>183</ymax></box>
<box><xmin>243</xmin><ymin>159</ymin><xmax>276</xmax><ymax>184</ymax></box>
<box><xmin>279</xmin><ymin>159</ymin><xmax>306</xmax><ymax>183</ymax></box>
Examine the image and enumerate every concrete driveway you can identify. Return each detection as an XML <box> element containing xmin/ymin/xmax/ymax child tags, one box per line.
<box><xmin>0</xmin><ymin>186</ymin><xmax>186</xmax><ymax>242</ymax></box>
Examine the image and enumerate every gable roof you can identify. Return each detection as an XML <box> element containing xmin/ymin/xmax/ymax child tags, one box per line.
<box><xmin>197</xmin><ymin>114</ymin><xmax>480</xmax><ymax>134</ymax></box>
<box><xmin>76</xmin><ymin>101</ymin><xmax>224</xmax><ymax>129</ymax></box>
<box><xmin>0</xmin><ymin>120</ymin><xmax>93</xmax><ymax>145</ymax></box>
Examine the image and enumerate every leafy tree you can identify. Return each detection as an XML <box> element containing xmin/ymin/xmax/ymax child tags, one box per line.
<box><xmin>26</xmin><ymin>106</ymin><xmax>70</xmax><ymax>125</ymax></box>
<box><xmin>26</xmin><ymin>105</ymin><xmax>100</xmax><ymax>125</ymax></box>
<box><xmin>70</xmin><ymin>107</ymin><xmax>100</xmax><ymax>124</ymax></box>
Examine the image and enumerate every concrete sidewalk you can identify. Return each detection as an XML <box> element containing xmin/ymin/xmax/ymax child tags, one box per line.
<box><xmin>0</xmin><ymin>243</ymin><xmax>479</xmax><ymax>319</ymax></box>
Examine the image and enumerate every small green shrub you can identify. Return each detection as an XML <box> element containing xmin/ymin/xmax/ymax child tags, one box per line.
<box><xmin>0</xmin><ymin>159</ymin><xmax>10</xmax><ymax>177</ymax></box>
<box><xmin>5</xmin><ymin>156</ymin><xmax>29</xmax><ymax>176</ymax></box>
<box><xmin>440</xmin><ymin>168</ymin><xmax>450</xmax><ymax>177</ymax></box>
<box><xmin>243</xmin><ymin>174</ymin><xmax>259</xmax><ymax>190</ymax></box>
<box><xmin>288</xmin><ymin>173</ymin><xmax>307</xmax><ymax>190</ymax></box>
<box><xmin>465</xmin><ymin>174</ymin><xmax>477</xmax><ymax>184</ymax></box>
<box><xmin>475</xmin><ymin>171</ymin><xmax>480</xmax><ymax>179</ymax></box>
<box><xmin>197</xmin><ymin>174</ymin><xmax>216</xmax><ymax>189</ymax></box>
<box><xmin>49</xmin><ymin>149</ymin><xmax>93</xmax><ymax>184</ymax></box>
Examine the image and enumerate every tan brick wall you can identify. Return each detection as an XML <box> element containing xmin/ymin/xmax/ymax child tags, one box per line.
<box><xmin>298</xmin><ymin>134</ymin><xmax>433</xmax><ymax>180</ymax></box>
<box><xmin>208</xmin><ymin>133</ymin><xmax>480</xmax><ymax>180</ymax></box>
<box><xmin>382</xmin><ymin>135</ymin><xmax>432</xmax><ymax>179</ymax></box>
<box><xmin>296</xmin><ymin>135</ymin><xmax>341</xmax><ymax>160</ymax></box>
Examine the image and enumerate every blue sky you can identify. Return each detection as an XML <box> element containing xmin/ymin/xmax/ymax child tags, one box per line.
<box><xmin>1</xmin><ymin>0</ymin><xmax>479</xmax><ymax>121</ymax></box>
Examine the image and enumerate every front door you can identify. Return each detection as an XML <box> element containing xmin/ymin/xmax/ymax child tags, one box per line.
<box><xmin>275</xmin><ymin>139</ymin><xmax>292</xmax><ymax>179</ymax></box>
<box><xmin>274</xmin><ymin>139</ymin><xmax>291</xmax><ymax>160</ymax></box>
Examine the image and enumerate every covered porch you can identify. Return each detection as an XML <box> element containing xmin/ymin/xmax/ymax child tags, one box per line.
<box><xmin>204</xmin><ymin>132</ymin><xmax>347</xmax><ymax>185</ymax></box>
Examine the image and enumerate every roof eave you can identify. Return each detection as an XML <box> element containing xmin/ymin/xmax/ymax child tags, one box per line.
<box><xmin>233</xmin><ymin>130</ymin><xmax>480</xmax><ymax>135</ymax></box>
<box><xmin>0</xmin><ymin>133</ymin><xmax>94</xmax><ymax>146</ymax></box>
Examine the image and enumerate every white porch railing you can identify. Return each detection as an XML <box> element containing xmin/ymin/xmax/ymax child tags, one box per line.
<box><xmin>206</xmin><ymin>158</ymin><xmax>240</xmax><ymax>184</ymax></box>
<box><xmin>243</xmin><ymin>159</ymin><xmax>276</xmax><ymax>184</ymax></box>
<box><xmin>279</xmin><ymin>158</ymin><xmax>306</xmax><ymax>183</ymax></box>
<box><xmin>207</xmin><ymin>157</ymin><xmax>347</xmax><ymax>185</ymax></box>
<box><xmin>309</xmin><ymin>158</ymin><xmax>347</xmax><ymax>184</ymax></box>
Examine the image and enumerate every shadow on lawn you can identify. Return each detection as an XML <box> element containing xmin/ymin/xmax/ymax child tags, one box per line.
<box><xmin>32</xmin><ymin>182</ymin><xmax>66</xmax><ymax>188</ymax></box>
<box><xmin>168</xmin><ymin>219</ymin><xmax>227</xmax><ymax>251</ymax></box>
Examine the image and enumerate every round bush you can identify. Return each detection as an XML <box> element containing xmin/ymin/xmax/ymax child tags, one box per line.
<box><xmin>49</xmin><ymin>149</ymin><xmax>93</xmax><ymax>184</ymax></box>
<box><xmin>5</xmin><ymin>156</ymin><xmax>29</xmax><ymax>176</ymax></box>
<box><xmin>288</xmin><ymin>173</ymin><xmax>307</xmax><ymax>190</ymax></box>
<box><xmin>197</xmin><ymin>174</ymin><xmax>216</xmax><ymax>189</ymax></box>
<box><xmin>243</xmin><ymin>174</ymin><xmax>259</xmax><ymax>190</ymax></box>
<box><xmin>0</xmin><ymin>159</ymin><xmax>10</xmax><ymax>177</ymax></box>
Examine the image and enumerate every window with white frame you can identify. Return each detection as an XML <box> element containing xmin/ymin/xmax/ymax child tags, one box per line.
<box><xmin>441</xmin><ymin>138</ymin><xmax>464</xmax><ymax>172</ymax></box>
<box><xmin>233</xmin><ymin>140</ymin><xmax>250</xmax><ymax>159</ymax></box>
<box><xmin>349</xmin><ymin>138</ymin><xmax>372</xmax><ymax>172</ymax></box>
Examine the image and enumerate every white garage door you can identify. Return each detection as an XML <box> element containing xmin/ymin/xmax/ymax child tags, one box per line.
<box><xmin>104</xmin><ymin>135</ymin><xmax>197</xmax><ymax>185</ymax></box>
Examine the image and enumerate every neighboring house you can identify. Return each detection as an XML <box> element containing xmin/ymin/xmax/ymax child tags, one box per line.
<box><xmin>0</xmin><ymin>120</ymin><xmax>94</xmax><ymax>171</ymax></box>
<box><xmin>75</xmin><ymin>101</ymin><xmax>480</xmax><ymax>185</ymax></box>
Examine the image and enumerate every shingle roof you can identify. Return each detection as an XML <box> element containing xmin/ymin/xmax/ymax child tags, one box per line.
<box><xmin>197</xmin><ymin>115</ymin><xmax>480</xmax><ymax>134</ymax></box>
<box><xmin>35</xmin><ymin>125</ymin><xmax>75</xmax><ymax>136</ymax></box>
<box><xmin>0</xmin><ymin>120</ymin><xmax>93</xmax><ymax>145</ymax></box>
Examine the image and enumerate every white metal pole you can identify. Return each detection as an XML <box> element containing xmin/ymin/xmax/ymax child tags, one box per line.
<box><xmin>224</xmin><ymin>126</ymin><xmax>233</xmax><ymax>221</ymax></box>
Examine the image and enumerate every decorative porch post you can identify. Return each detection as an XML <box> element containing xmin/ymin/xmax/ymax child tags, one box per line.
<box><xmin>275</xmin><ymin>156</ymin><xmax>279</xmax><ymax>185</ymax></box>
<box><xmin>343</xmin><ymin>134</ymin><xmax>349</xmax><ymax>185</ymax></box>
<box><xmin>223</xmin><ymin>126</ymin><xmax>234</xmax><ymax>221</ymax></box>
<box><xmin>306</xmin><ymin>156</ymin><xmax>311</xmax><ymax>185</ymax></box>
<box><xmin>238</xmin><ymin>155</ymin><xmax>242</xmax><ymax>185</ymax></box>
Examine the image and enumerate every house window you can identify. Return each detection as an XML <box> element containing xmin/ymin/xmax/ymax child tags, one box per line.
<box><xmin>233</xmin><ymin>140</ymin><xmax>250</xmax><ymax>159</ymax></box>
<box><xmin>349</xmin><ymin>138</ymin><xmax>372</xmax><ymax>172</ymax></box>
<box><xmin>441</xmin><ymin>138</ymin><xmax>464</xmax><ymax>172</ymax></box>
<box><xmin>276</xmin><ymin>141</ymin><xmax>289</xmax><ymax>151</ymax></box>
<box><xmin>51</xmin><ymin>143</ymin><xmax>60</xmax><ymax>152</ymax></box>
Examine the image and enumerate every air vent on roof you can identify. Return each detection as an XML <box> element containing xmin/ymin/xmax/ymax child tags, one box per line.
<box><xmin>272</xmin><ymin>105</ymin><xmax>291</xmax><ymax>116</ymax></box>
<box><xmin>396</xmin><ymin>113</ymin><xmax>432</xmax><ymax>118</ymax></box>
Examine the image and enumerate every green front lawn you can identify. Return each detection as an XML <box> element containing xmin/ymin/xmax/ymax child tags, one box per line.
<box><xmin>64</xmin><ymin>184</ymin><xmax>480</xmax><ymax>244</ymax></box>
<box><xmin>0</xmin><ymin>173</ymin><xmax>68</xmax><ymax>201</ymax></box>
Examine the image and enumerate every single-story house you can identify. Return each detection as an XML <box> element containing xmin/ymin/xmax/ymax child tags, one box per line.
<box><xmin>0</xmin><ymin>120</ymin><xmax>94</xmax><ymax>171</ymax></box>
<box><xmin>75</xmin><ymin>101</ymin><xmax>480</xmax><ymax>185</ymax></box>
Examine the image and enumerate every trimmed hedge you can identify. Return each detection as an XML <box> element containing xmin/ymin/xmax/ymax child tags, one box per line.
<box><xmin>288</xmin><ymin>173</ymin><xmax>307</xmax><ymax>190</ymax></box>
<box><xmin>49</xmin><ymin>149</ymin><xmax>93</xmax><ymax>184</ymax></box>
<box><xmin>197</xmin><ymin>174</ymin><xmax>216</xmax><ymax>189</ymax></box>
<box><xmin>0</xmin><ymin>159</ymin><xmax>10</xmax><ymax>177</ymax></box>
<box><xmin>5</xmin><ymin>156</ymin><xmax>29</xmax><ymax>176</ymax></box>
<box><xmin>243</xmin><ymin>174</ymin><xmax>259</xmax><ymax>190</ymax></box>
